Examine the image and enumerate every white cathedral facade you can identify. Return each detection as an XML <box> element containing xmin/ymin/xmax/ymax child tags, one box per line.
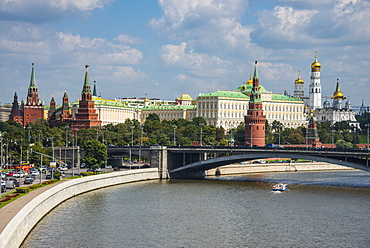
<box><xmin>293</xmin><ymin>54</ymin><xmax>359</xmax><ymax>130</ymax></box>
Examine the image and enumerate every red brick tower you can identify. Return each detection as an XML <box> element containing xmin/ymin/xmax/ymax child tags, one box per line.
<box><xmin>70</xmin><ymin>65</ymin><xmax>101</xmax><ymax>134</ymax></box>
<box><xmin>48</xmin><ymin>96</ymin><xmax>56</xmax><ymax>119</ymax></box>
<box><xmin>9</xmin><ymin>92</ymin><xmax>23</xmax><ymax>125</ymax></box>
<box><xmin>244</xmin><ymin>61</ymin><xmax>266</xmax><ymax>147</ymax></box>
<box><xmin>61</xmin><ymin>91</ymin><xmax>71</xmax><ymax>121</ymax></box>
<box><xmin>21</xmin><ymin>63</ymin><xmax>44</xmax><ymax>126</ymax></box>
<box><xmin>306</xmin><ymin>111</ymin><xmax>321</xmax><ymax>147</ymax></box>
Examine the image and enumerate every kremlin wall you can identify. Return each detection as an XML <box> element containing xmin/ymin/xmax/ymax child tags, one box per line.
<box><xmin>5</xmin><ymin>54</ymin><xmax>362</xmax><ymax>146</ymax></box>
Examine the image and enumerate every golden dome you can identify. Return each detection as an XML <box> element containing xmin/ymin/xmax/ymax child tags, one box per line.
<box><xmin>332</xmin><ymin>79</ymin><xmax>344</xmax><ymax>99</ymax></box>
<box><xmin>246</xmin><ymin>75</ymin><xmax>253</xmax><ymax>85</ymax></box>
<box><xmin>311</xmin><ymin>55</ymin><xmax>321</xmax><ymax>69</ymax></box>
<box><xmin>295</xmin><ymin>76</ymin><xmax>304</xmax><ymax>84</ymax></box>
<box><xmin>144</xmin><ymin>97</ymin><xmax>149</xmax><ymax>102</ymax></box>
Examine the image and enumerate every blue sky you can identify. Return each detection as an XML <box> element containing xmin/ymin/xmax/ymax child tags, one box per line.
<box><xmin>0</xmin><ymin>0</ymin><xmax>369</xmax><ymax>109</ymax></box>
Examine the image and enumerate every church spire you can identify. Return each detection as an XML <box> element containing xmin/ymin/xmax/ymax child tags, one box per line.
<box><xmin>332</xmin><ymin>78</ymin><xmax>344</xmax><ymax>100</ymax></box>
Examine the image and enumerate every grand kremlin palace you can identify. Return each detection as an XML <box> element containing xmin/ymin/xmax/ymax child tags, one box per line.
<box><xmin>139</xmin><ymin>76</ymin><xmax>307</xmax><ymax>131</ymax></box>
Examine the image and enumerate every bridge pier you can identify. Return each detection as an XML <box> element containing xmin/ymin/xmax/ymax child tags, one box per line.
<box><xmin>149</xmin><ymin>146</ymin><xmax>169</xmax><ymax>179</ymax></box>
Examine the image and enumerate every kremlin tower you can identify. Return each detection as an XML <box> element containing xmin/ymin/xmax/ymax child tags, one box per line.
<box><xmin>244</xmin><ymin>61</ymin><xmax>266</xmax><ymax>147</ymax></box>
<box><xmin>9</xmin><ymin>63</ymin><xmax>44</xmax><ymax>127</ymax></box>
<box><xmin>70</xmin><ymin>65</ymin><xmax>101</xmax><ymax>134</ymax></box>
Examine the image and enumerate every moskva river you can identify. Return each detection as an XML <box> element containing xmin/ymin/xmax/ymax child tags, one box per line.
<box><xmin>21</xmin><ymin>170</ymin><xmax>370</xmax><ymax>247</ymax></box>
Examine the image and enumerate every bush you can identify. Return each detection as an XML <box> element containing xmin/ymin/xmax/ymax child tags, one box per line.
<box><xmin>80</xmin><ymin>171</ymin><xmax>95</xmax><ymax>176</ymax></box>
<box><xmin>16</xmin><ymin>187</ymin><xmax>29</xmax><ymax>193</ymax></box>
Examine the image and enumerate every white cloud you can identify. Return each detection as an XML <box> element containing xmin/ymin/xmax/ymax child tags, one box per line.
<box><xmin>115</xmin><ymin>34</ymin><xmax>144</xmax><ymax>45</ymax></box>
<box><xmin>0</xmin><ymin>0</ymin><xmax>112</xmax><ymax>22</ymax></box>
<box><xmin>150</xmin><ymin>0</ymin><xmax>252</xmax><ymax>55</ymax></box>
<box><xmin>160</xmin><ymin>42</ymin><xmax>233</xmax><ymax>77</ymax></box>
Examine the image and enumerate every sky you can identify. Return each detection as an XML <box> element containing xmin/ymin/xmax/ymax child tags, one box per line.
<box><xmin>0</xmin><ymin>0</ymin><xmax>369</xmax><ymax>108</ymax></box>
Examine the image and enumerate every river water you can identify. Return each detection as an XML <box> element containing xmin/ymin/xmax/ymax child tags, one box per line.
<box><xmin>21</xmin><ymin>170</ymin><xmax>370</xmax><ymax>247</ymax></box>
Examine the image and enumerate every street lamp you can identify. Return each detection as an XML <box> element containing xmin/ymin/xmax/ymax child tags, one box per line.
<box><xmin>173</xmin><ymin>125</ymin><xmax>177</xmax><ymax>146</ymax></box>
<box><xmin>27</xmin><ymin>126</ymin><xmax>31</xmax><ymax>143</ymax></box>
<box><xmin>365</xmin><ymin>123</ymin><xmax>369</xmax><ymax>150</ymax></box>
<box><xmin>101</xmin><ymin>127</ymin><xmax>105</xmax><ymax>144</ymax></box>
<box><xmin>65</xmin><ymin>125</ymin><xmax>69</xmax><ymax>167</ymax></box>
<box><xmin>37</xmin><ymin>129</ymin><xmax>41</xmax><ymax>144</ymax></box>
<box><xmin>129</xmin><ymin>125</ymin><xmax>135</xmax><ymax>164</ymax></box>
<box><xmin>331</xmin><ymin>124</ymin><xmax>335</xmax><ymax>149</ymax></box>
<box><xmin>248</xmin><ymin>123</ymin><xmax>254</xmax><ymax>148</ymax></box>
<box><xmin>199</xmin><ymin>123</ymin><xmax>204</xmax><ymax>146</ymax></box>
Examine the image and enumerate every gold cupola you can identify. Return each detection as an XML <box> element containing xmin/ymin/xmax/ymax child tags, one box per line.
<box><xmin>311</xmin><ymin>52</ymin><xmax>321</xmax><ymax>71</ymax></box>
<box><xmin>246</xmin><ymin>75</ymin><xmax>253</xmax><ymax>85</ymax></box>
<box><xmin>295</xmin><ymin>70</ymin><xmax>304</xmax><ymax>84</ymax></box>
<box><xmin>332</xmin><ymin>78</ymin><xmax>344</xmax><ymax>99</ymax></box>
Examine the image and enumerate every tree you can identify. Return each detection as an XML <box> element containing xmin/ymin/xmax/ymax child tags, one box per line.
<box><xmin>81</xmin><ymin>139</ymin><xmax>108</xmax><ymax>169</ymax></box>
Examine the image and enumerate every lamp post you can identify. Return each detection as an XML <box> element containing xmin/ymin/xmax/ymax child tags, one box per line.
<box><xmin>199</xmin><ymin>123</ymin><xmax>204</xmax><ymax>146</ymax></box>
<box><xmin>129</xmin><ymin>125</ymin><xmax>135</xmax><ymax>165</ymax></box>
<box><xmin>366</xmin><ymin>123</ymin><xmax>369</xmax><ymax>150</ymax></box>
<box><xmin>139</xmin><ymin>123</ymin><xmax>144</xmax><ymax>162</ymax></box>
<box><xmin>173</xmin><ymin>125</ymin><xmax>177</xmax><ymax>146</ymax></box>
<box><xmin>0</xmin><ymin>135</ymin><xmax>3</xmax><ymax>172</ymax></box>
<box><xmin>250</xmin><ymin>123</ymin><xmax>254</xmax><ymax>148</ymax></box>
<box><xmin>37</xmin><ymin>129</ymin><xmax>41</xmax><ymax>144</ymax></box>
<box><xmin>101</xmin><ymin>127</ymin><xmax>105</xmax><ymax>144</ymax></box>
<box><xmin>65</xmin><ymin>125</ymin><xmax>69</xmax><ymax>167</ymax></box>
<box><xmin>27</xmin><ymin>126</ymin><xmax>31</xmax><ymax>143</ymax></box>
<box><xmin>305</xmin><ymin>124</ymin><xmax>308</xmax><ymax>149</ymax></box>
<box><xmin>331</xmin><ymin>124</ymin><xmax>335</xmax><ymax>149</ymax></box>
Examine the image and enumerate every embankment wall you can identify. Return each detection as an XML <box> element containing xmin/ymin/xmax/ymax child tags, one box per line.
<box><xmin>0</xmin><ymin>169</ymin><xmax>159</xmax><ymax>248</ymax></box>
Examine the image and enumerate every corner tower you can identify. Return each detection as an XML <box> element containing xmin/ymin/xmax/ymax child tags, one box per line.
<box><xmin>244</xmin><ymin>61</ymin><xmax>266</xmax><ymax>147</ymax></box>
<box><xmin>309</xmin><ymin>52</ymin><xmax>322</xmax><ymax>110</ymax></box>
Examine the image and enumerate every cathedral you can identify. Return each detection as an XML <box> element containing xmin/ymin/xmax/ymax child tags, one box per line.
<box><xmin>293</xmin><ymin>54</ymin><xmax>359</xmax><ymax>129</ymax></box>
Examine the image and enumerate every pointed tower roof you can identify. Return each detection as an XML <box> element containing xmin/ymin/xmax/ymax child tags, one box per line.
<box><xmin>253</xmin><ymin>60</ymin><xmax>259</xmax><ymax>79</ymax></box>
<box><xmin>29</xmin><ymin>63</ymin><xmax>37</xmax><ymax>88</ymax></box>
<box><xmin>311</xmin><ymin>51</ymin><xmax>321</xmax><ymax>69</ymax></box>
<box><xmin>63</xmin><ymin>91</ymin><xmax>68</xmax><ymax>98</ymax></box>
<box><xmin>82</xmin><ymin>65</ymin><xmax>92</xmax><ymax>95</ymax></box>
<box><xmin>93</xmin><ymin>81</ymin><xmax>97</xmax><ymax>97</ymax></box>
<box><xmin>332</xmin><ymin>78</ymin><xmax>344</xmax><ymax>99</ymax></box>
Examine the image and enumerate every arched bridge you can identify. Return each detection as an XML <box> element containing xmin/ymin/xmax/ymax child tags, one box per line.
<box><xmin>108</xmin><ymin>146</ymin><xmax>370</xmax><ymax>179</ymax></box>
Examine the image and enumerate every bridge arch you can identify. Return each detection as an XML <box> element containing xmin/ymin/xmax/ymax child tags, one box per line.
<box><xmin>170</xmin><ymin>152</ymin><xmax>370</xmax><ymax>178</ymax></box>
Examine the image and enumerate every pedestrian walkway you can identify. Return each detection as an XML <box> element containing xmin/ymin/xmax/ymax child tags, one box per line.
<box><xmin>0</xmin><ymin>180</ymin><xmax>68</xmax><ymax>233</ymax></box>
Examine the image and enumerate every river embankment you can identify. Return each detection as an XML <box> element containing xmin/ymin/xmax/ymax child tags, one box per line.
<box><xmin>0</xmin><ymin>168</ymin><xmax>159</xmax><ymax>248</ymax></box>
<box><xmin>206</xmin><ymin>161</ymin><xmax>354</xmax><ymax>176</ymax></box>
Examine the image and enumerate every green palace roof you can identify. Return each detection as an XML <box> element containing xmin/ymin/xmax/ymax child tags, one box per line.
<box><xmin>271</xmin><ymin>94</ymin><xmax>303</xmax><ymax>102</ymax></box>
<box><xmin>142</xmin><ymin>105</ymin><xmax>196</xmax><ymax>110</ymax></box>
<box><xmin>93</xmin><ymin>97</ymin><xmax>131</xmax><ymax>108</ymax></box>
<box><xmin>236</xmin><ymin>83</ymin><xmax>268</xmax><ymax>94</ymax></box>
<box><xmin>198</xmin><ymin>91</ymin><xmax>250</xmax><ymax>99</ymax></box>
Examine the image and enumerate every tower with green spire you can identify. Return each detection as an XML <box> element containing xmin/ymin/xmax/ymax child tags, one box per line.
<box><xmin>244</xmin><ymin>61</ymin><xmax>266</xmax><ymax>147</ymax></box>
<box><xmin>70</xmin><ymin>65</ymin><xmax>101</xmax><ymax>134</ymax></box>
<box><xmin>21</xmin><ymin>63</ymin><xmax>44</xmax><ymax>127</ymax></box>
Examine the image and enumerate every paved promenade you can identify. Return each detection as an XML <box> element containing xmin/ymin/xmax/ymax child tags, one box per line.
<box><xmin>0</xmin><ymin>180</ymin><xmax>67</xmax><ymax>233</ymax></box>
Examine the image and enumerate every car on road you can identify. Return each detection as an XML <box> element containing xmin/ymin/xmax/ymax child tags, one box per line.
<box><xmin>113</xmin><ymin>167</ymin><xmax>120</xmax><ymax>171</ymax></box>
<box><xmin>6</xmin><ymin>177</ymin><xmax>20</xmax><ymax>187</ymax></box>
<box><xmin>59</xmin><ymin>166</ymin><xmax>68</xmax><ymax>171</ymax></box>
<box><xmin>31</xmin><ymin>170</ymin><xmax>39</xmax><ymax>176</ymax></box>
<box><xmin>45</xmin><ymin>174</ymin><xmax>52</xmax><ymax>179</ymax></box>
<box><xmin>142</xmin><ymin>164</ymin><xmax>151</xmax><ymax>168</ymax></box>
<box><xmin>24</xmin><ymin>177</ymin><xmax>34</xmax><ymax>184</ymax></box>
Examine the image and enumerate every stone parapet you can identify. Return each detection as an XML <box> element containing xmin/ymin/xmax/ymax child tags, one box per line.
<box><xmin>0</xmin><ymin>169</ymin><xmax>159</xmax><ymax>248</ymax></box>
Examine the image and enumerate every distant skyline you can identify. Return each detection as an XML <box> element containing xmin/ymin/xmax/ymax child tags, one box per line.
<box><xmin>0</xmin><ymin>0</ymin><xmax>369</xmax><ymax>107</ymax></box>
